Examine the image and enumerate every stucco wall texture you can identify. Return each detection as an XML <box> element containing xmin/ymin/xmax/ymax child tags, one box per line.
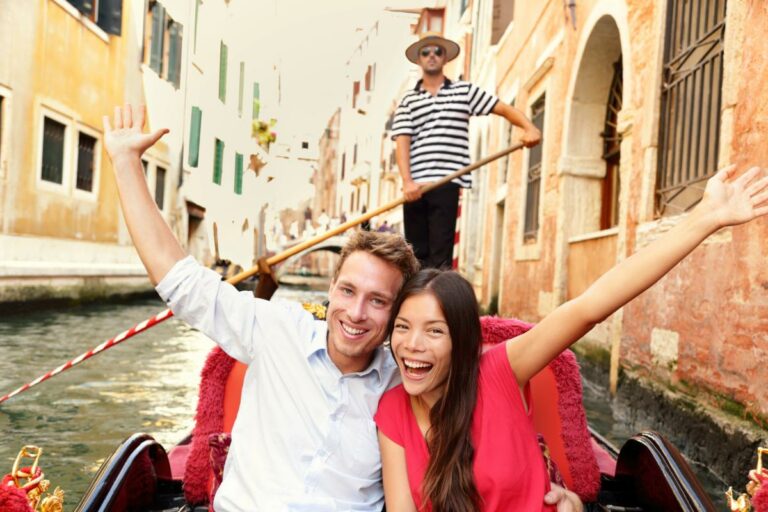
<box><xmin>478</xmin><ymin>0</ymin><xmax>768</xmax><ymax>421</ymax></box>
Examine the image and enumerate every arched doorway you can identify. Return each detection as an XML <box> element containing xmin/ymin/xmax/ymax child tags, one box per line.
<box><xmin>562</xmin><ymin>15</ymin><xmax>623</xmax><ymax>302</ymax></box>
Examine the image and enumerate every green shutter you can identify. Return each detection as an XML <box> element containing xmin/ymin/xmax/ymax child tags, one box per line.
<box><xmin>234</xmin><ymin>153</ymin><xmax>244</xmax><ymax>195</ymax></box>
<box><xmin>149</xmin><ymin>4</ymin><xmax>164</xmax><ymax>74</ymax></box>
<box><xmin>188</xmin><ymin>106</ymin><xmax>202</xmax><ymax>167</ymax></box>
<box><xmin>213</xmin><ymin>138</ymin><xmax>224</xmax><ymax>184</ymax></box>
<box><xmin>238</xmin><ymin>62</ymin><xmax>245</xmax><ymax>116</ymax></box>
<box><xmin>252</xmin><ymin>82</ymin><xmax>260</xmax><ymax>120</ymax></box>
<box><xmin>167</xmin><ymin>22</ymin><xmax>181</xmax><ymax>87</ymax></box>
<box><xmin>219</xmin><ymin>41</ymin><xmax>228</xmax><ymax>103</ymax></box>
<box><xmin>193</xmin><ymin>0</ymin><xmax>200</xmax><ymax>52</ymax></box>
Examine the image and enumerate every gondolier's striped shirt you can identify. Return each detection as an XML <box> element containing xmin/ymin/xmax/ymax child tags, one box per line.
<box><xmin>391</xmin><ymin>78</ymin><xmax>499</xmax><ymax>188</ymax></box>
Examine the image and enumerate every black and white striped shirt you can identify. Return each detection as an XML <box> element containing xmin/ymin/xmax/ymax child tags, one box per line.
<box><xmin>391</xmin><ymin>78</ymin><xmax>499</xmax><ymax>188</ymax></box>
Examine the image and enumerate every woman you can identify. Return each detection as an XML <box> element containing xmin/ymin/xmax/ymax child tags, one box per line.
<box><xmin>374</xmin><ymin>165</ymin><xmax>768</xmax><ymax>511</ymax></box>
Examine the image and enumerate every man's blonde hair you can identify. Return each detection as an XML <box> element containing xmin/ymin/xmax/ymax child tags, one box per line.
<box><xmin>333</xmin><ymin>230</ymin><xmax>419</xmax><ymax>284</ymax></box>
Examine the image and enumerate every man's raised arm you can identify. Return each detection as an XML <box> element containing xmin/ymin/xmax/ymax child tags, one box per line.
<box><xmin>103</xmin><ymin>104</ymin><xmax>184</xmax><ymax>285</ymax></box>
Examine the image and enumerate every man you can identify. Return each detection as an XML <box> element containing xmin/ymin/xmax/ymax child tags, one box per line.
<box><xmin>393</xmin><ymin>33</ymin><xmax>542</xmax><ymax>269</ymax></box>
<box><xmin>102</xmin><ymin>105</ymin><xmax>581</xmax><ymax>511</ymax></box>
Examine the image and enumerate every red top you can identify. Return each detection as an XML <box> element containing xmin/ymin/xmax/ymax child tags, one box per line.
<box><xmin>375</xmin><ymin>342</ymin><xmax>555</xmax><ymax>511</ymax></box>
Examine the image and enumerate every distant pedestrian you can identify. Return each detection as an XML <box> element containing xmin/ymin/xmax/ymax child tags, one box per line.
<box><xmin>392</xmin><ymin>32</ymin><xmax>541</xmax><ymax>269</ymax></box>
<box><xmin>376</xmin><ymin>220</ymin><xmax>393</xmax><ymax>233</ymax></box>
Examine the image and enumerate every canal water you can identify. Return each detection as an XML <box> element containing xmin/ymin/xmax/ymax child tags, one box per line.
<box><xmin>1</xmin><ymin>291</ymin><xmax>729</xmax><ymax>509</ymax></box>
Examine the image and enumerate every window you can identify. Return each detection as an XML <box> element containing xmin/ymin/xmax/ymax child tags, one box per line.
<box><xmin>213</xmin><ymin>138</ymin><xmax>224</xmax><ymax>184</ymax></box>
<box><xmin>155</xmin><ymin>166</ymin><xmax>166</xmax><ymax>210</ymax></box>
<box><xmin>219</xmin><ymin>41</ymin><xmax>228</xmax><ymax>103</ymax></box>
<box><xmin>234</xmin><ymin>153</ymin><xmax>244</xmax><ymax>195</ymax></box>
<box><xmin>657</xmin><ymin>0</ymin><xmax>726</xmax><ymax>216</ymax></box>
<box><xmin>66</xmin><ymin>0</ymin><xmax>123</xmax><ymax>35</ymax></box>
<box><xmin>341</xmin><ymin>153</ymin><xmax>346</xmax><ymax>180</ymax></box>
<box><xmin>601</xmin><ymin>60</ymin><xmax>622</xmax><ymax>229</ymax></box>
<box><xmin>301</xmin><ymin>141</ymin><xmax>309</xmax><ymax>150</ymax></box>
<box><xmin>238</xmin><ymin>62</ymin><xmax>245</xmax><ymax>117</ymax></box>
<box><xmin>146</xmin><ymin>3</ymin><xmax>183</xmax><ymax>87</ymax></box>
<box><xmin>149</xmin><ymin>2</ymin><xmax>165</xmax><ymax>74</ymax></box>
<box><xmin>41</xmin><ymin>117</ymin><xmax>66</xmax><ymax>185</ymax></box>
<box><xmin>352</xmin><ymin>81</ymin><xmax>360</xmax><ymax>109</ymax></box>
<box><xmin>353</xmin><ymin>143</ymin><xmax>358</xmax><ymax>165</ymax></box>
<box><xmin>491</xmin><ymin>0</ymin><xmax>514</xmax><ymax>45</ymax></box>
<box><xmin>364</xmin><ymin>66</ymin><xmax>372</xmax><ymax>91</ymax></box>
<box><xmin>252</xmin><ymin>83</ymin><xmax>261</xmax><ymax>119</ymax></box>
<box><xmin>193</xmin><ymin>0</ymin><xmax>201</xmax><ymax>53</ymax></box>
<box><xmin>523</xmin><ymin>95</ymin><xmax>545</xmax><ymax>242</ymax></box>
<box><xmin>188</xmin><ymin>106</ymin><xmax>202</xmax><ymax>167</ymax></box>
<box><xmin>76</xmin><ymin>132</ymin><xmax>96</xmax><ymax>192</ymax></box>
<box><xmin>167</xmin><ymin>20</ymin><xmax>182</xmax><ymax>88</ymax></box>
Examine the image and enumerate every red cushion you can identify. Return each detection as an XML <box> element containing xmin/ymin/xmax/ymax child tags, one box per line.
<box><xmin>480</xmin><ymin>315</ymin><xmax>601</xmax><ymax>502</ymax></box>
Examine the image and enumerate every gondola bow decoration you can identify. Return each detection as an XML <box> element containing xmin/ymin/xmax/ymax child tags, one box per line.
<box><xmin>0</xmin><ymin>446</ymin><xmax>64</xmax><ymax>512</ymax></box>
<box><xmin>726</xmin><ymin>447</ymin><xmax>768</xmax><ymax>512</ymax></box>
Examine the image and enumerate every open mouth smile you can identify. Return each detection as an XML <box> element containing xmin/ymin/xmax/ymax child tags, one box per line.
<box><xmin>402</xmin><ymin>358</ymin><xmax>434</xmax><ymax>379</ymax></box>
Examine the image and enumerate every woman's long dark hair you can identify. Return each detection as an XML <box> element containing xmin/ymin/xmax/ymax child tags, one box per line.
<box><xmin>388</xmin><ymin>269</ymin><xmax>483</xmax><ymax>511</ymax></box>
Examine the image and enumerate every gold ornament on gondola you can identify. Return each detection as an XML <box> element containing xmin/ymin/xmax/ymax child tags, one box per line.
<box><xmin>726</xmin><ymin>447</ymin><xmax>768</xmax><ymax>512</ymax></box>
<box><xmin>2</xmin><ymin>445</ymin><xmax>64</xmax><ymax>512</ymax></box>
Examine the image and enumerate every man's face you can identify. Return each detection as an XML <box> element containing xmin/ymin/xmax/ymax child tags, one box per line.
<box><xmin>418</xmin><ymin>44</ymin><xmax>446</xmax><ymax>75</ymax></box>
<box><xmin>326</xmin><ymin>251</ymin><xmax>404</xmax><ymax>374</ymax></box>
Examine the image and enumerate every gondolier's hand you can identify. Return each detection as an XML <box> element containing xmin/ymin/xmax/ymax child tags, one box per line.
<box><xmin>103</xmin><ymin>104</ymin><xmax>169</xmax><ymax>164</ymax></box>
<box><xmin>696</xmin><ymin>165</ymin><xmax>768</xmax><ymax>229</ymax></box>
<box><xmin>544</xmin><ymin>484</ymin><xmax>583</xmax><ymax>512</ymax></box>
<box><xmin>520</xmin><ymin>125</ymin><xmax>542</xmax><ymax>148</ymax></box>
<box><xmin>403</xmin><ymin>179</ymin><xmax>423</xmax><ymax>202</ymax></box>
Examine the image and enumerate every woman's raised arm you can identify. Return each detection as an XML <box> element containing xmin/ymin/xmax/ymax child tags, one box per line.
<box><xmin>507</xmin><ymin>165</ymin><xmax>768</xmax><ymax>386</ymax></box>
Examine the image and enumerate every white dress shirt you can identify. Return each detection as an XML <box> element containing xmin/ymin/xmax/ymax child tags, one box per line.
<box><xmin>156</xmin><ymin>256</ymin><xmax>398</xmax><ymax>511</ymax></box>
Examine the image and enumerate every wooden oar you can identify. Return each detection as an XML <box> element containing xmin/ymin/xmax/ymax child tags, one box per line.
<box><xmin>0</xmin><ymin>143</ymin><xmax>524</xmax><ymax>405</ymax></box>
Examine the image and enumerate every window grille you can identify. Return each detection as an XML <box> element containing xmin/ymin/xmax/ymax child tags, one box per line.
<box><xmin>657</xmin><ymin>0</ymin><xmax>726</xmax><ymax>216</ymax></box>
<box><xmin>601</xmin><ymin>59</ymin><xmax>622</xmax><ymax>229</ymax></box>
<box><xmin>76</xmin><ymin>132</ymin><xmax>96</xmax><ymax>192</ymax></box>
<box><xmin>523</xmin><ymin>95</ymin><xmax>545</xmax><ymax>242</ymax></box>
<box><xmin>41</xmin><ymin>117</ymin><xmax>66</xmax><ymax>184</ymax></box>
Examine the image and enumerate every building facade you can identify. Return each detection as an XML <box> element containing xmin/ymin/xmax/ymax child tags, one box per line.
<box><xmin>0</xmin><ymin>0</ymin><xmax>281</xmax><ymax>306</ymax></box>
<box><xmin>452</xmin><ymin>0</ymin><xmax>767</xmax><ymax>424</ymax></box>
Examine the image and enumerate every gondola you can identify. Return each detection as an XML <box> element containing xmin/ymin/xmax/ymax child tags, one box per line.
<box><xmin>71</xmin><ymin>308</ymin><xmax>719</xmax><ymax>512</ymax></box>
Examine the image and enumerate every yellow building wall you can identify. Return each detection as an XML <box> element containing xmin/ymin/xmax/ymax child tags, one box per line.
<box><xmin>11</xmin><ymin>0</ymin><xmax>129</xmax><ymax>242</ymax></box>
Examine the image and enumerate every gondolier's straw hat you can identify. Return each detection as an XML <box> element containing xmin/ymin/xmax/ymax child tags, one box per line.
<box><xmin>405</xmin><ymin>32</ymin><xmax>460</xmax><ymax>64</ymax></box>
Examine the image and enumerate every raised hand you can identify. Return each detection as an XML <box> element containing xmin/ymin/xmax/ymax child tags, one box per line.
<box><xmin>699</xmin><ymin>165</ymin><xmax>768</xmax><ymax>228</ymax></box>
<box><xmin>102</xmin><ymin>104</ymin><xmax>169</xmax><ymax>163</ymax></box>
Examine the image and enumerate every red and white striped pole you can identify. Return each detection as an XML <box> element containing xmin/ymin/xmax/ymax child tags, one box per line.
<box><xmin>0</xmin><ymin>308</ymin><xmax>174</xmax><ymax>405</ymax></box>
<box><xmin>452</xmin><ymin>189</ymin><xmax>463</xmax><ymax>270</ymax></box>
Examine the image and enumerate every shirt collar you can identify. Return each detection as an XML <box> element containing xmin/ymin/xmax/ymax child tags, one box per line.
<box><xmin>414</xmin><ymin>77</ymin><xmax>452</xmax><ymax>92</ymax></box>
<box><xmin>306</xmin><ymin>320</ymin><xmax>393</xmax><ymax>384</ymax></box>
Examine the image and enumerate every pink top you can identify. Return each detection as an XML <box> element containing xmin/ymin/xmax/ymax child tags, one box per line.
<box><xmin>375</xmin><ymin>342</ymin><xmax>554</xmax><ymax>511</ymax></box>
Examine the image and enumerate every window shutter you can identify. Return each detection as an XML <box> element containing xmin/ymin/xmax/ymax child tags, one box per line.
<box><xmin>155</xmin><ymin>166</ymin><xmax>166</xmax><ymax>210</ymax></box>
<box><xmin>168</xmin><ymin>21</ymin><xmax>182</xmax><ymax>88</ymax></box>
<box><xmin>219</xmin><ymin>42</ymin><xmax>228</xmax><ymax>103</ymax></box>
<box><xmin>234</xmin><ymin>153</ymin><xmax>244</xmax><ymax>195</ymax></box>
<box><xmin>252</xmin><ymin>83</ymin><xmax>260</xmax><ymax>119</ymax></box>
<box><xmin>97</xmin><ymin>0</ymin><xmax>123</xmax><ymax>35</ymax></box>
<box><xmin>238</xmin><ymin>62</ymin><xmax>245</xmax><ymax>117</ymax></box>
<box><xmin>150</xmin><ymin>4</ymin><xmax>165</xmax><ymax>74</ymax></box>
<box><xmin>213</xmin><ymin>139</ymin><xmax>224</xmax><ymax>185</ymax></box>
<box><xmin>188</xmin><ymin>107</ymin><xmax>202</xmax><ymax>167</ymax></box>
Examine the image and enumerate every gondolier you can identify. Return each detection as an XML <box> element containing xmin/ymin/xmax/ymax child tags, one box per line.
<box><xmin>392</xmin><ymin>32</ymin><xmax>542</xmax><ymax>269</ymax></box>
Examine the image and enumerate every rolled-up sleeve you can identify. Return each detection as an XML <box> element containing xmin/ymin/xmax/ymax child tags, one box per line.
<box><xmin>156</xmin><ymin>256</ymin><xmax>311</xmax><ymax>364</ymax></box>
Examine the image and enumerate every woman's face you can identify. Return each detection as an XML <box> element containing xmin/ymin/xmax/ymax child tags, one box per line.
<box><xmin>390</xmin><ymin>292</ymin><xmax>452</xmax><ymax>407</ymax></box>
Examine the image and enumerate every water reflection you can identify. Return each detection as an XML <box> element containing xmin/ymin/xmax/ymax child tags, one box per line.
<box><xmin>0</xmin><ymin>288</ymin><xmax>326</xmax><ymax>510</ymax></box>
